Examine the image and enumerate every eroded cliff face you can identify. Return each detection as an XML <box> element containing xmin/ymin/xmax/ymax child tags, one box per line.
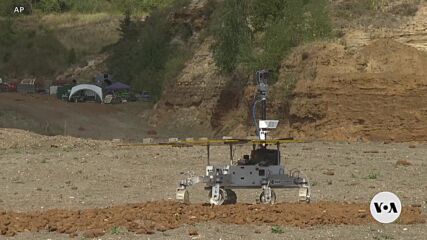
<box><xmin>269</xmin><ymin>3</ymin><xmax>427</xmax><ymax>141</ymax></box>
<box><xmin>271</xmin><ymin>39</ymin><xmax>427</xmax><ymax>141</ymax></box>
<box><xmin>149</xmin><ymin>39</ymin><xmax>232</xmax><ymax>136</ymax></box>
<box><xmin>151</xmin><ymin>2</ymin><xmax>427</xmax><ymax>141</ymax></box>
<box><xmin>343</xmin><ymin>2</ymin><xmax>427</xmax><ymax>51</ymax></box>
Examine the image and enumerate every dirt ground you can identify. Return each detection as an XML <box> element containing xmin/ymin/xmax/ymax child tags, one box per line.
<box><xmin>0</xmin><ymin>93</ymin><xmax>157</xmax><ymax>140</ymax></box>
<box><xmin>0</xmin><ymin>201</ymin><xmax>424</xmax><ymax>238</ymax></box>
<box><xmin>0</xmin><ymin>128</ymin><xmax>426</xmax><ymax>239</ymax></box>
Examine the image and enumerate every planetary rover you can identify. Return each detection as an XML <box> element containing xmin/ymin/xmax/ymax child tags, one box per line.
<box><xmin>175</xmin><ymin>70</ymin><xmax>311</xmax><ymax>205</ymax></box>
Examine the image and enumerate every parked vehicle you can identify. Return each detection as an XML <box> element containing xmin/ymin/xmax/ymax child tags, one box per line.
<box><xmin>135</xmin><ymin>91</ymin><xmax>152</xmax><ymax>102</ymax></box>
<box><xmin>70</xmin><ymin>94</ymin><xmax>87</xmax><ymax>103</ymax></box>
<box><xmin>0</xmin><ymin>82</ymin><xmax>17</xmax><ymax>92</ymax></box>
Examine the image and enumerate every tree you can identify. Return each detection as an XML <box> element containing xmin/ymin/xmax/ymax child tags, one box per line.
<box><xmin>117</xmin><ymin>9</ymin><xmax>137</xmax><ymax>39</ymax></box>
<box><xmin>0</xmin><ymin>17</ymin><xmax>15</xmax><ymax>45</ymax></box>
<box><xmin>212</xmin><ymin>0</ymin><xmax>251</xmax><ymax>73</ymax></box>
<box><xmin>249</xmin><ymin>0</ymin><xmax>286</xmax><ymax>32</ymax></box>
<box><xmin>212</xmin><ymin>0</ymin><xmax>332</xmax><ymax>77</ymax></box>
<box><xmin>108</xmin><ymin>8</ymin><xmax>174</xmax><ymax>98</ymax></box>
<box><xmin>67</xmin><ymin>48</ymin><xmax>76</xmax><ymax>64</ymax></box>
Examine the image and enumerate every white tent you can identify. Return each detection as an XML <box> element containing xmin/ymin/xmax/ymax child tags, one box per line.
<box><xmin>69</xmin><ymin>84</ymin><xmax>103</xmax><ymax>102</ymax></box>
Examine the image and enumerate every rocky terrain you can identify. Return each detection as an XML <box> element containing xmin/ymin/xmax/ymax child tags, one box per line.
<box><xmin>0</xmin><ymin>128</ymin><xmax>426</xmax><ymax>239</ymax></box>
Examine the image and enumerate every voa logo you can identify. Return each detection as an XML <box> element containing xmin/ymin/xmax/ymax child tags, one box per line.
<box><xmin>373</xmin><ymin>201</ymin><xmax>398</xmax><ymax>214</ymax></box>
<box><xmin>370</xmin><ymin>192</ymin><xmax>402</xmax><ymax>223</ymax></box>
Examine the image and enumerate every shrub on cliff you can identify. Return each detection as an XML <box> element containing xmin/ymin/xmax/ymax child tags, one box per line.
<box><xmin>107</xmin><ymin>1</ymin><xmax>192</xmax><ymax>100</ymax></box>
<box><xmin>212</xmin><ymin>0</ymin><xmax>332</xmax><ymax>80</ymax></box>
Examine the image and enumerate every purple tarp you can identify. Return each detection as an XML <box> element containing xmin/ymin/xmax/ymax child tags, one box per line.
<box><xmin>105</xmin><ymin>82</ymin><xmax>130</xmax><ymax>91</ymax></box>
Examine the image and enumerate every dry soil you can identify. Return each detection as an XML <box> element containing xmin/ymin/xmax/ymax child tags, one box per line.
<box><xmin>0</xmin><ymin>129</ymin><xmax>426</xmax><ymax>239</ymax></box>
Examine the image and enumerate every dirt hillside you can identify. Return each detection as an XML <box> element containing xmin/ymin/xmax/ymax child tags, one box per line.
<box><xmin>342</xmin><ymin>1</ymin><xmax>427</xmax><ymax>51</ymax></box>
<box><xmin>149</xmin><ymin>39</ymin><xmax>229</xmax><ymax>137</ymax></box>
<box><xmin>269</xmin><ymin>39</ymin><xmax>427</xmax><ymax>141</ymax></box>
<box><xmin>152</xmin><ymin>2</ymin><xmax>427</xmax><ymax>141</ymax></box>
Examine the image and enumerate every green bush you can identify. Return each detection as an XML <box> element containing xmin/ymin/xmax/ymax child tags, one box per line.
<box><xmin>367</xmin><ymin>172</ymin><xmax>378</xmax><ymax>179</ymax></box>
<box><xmin>0</xmin><ymin>19</ymin><xmax>68</xmax><ymax>78</ymax></box>
<box><xmin>36</xmin><ymin>0</ymin><xmax>112</xmax><ymax>14</ymax></box>
<box><xmin>39</xmin><ymin>0</ymin><xmax>61</xmax><ymax>13</ymax></box>
<box><xmin>0</xmin><ymin>18</ymin><xmax>14</xmax><ymax>45</ymax></box>
<box><xmin>249</xmin><ymin>0</ymin><xmax>286</xmax><ymax>32</ymax></box>
<box><xmin>211</xmin><ymin>0</ymin><xmax>252</xmax><ymax>73</ymax></box>
<box><xmin>111</xmin><ymin>226</ymin><xmax>122</xmax><ymax>234</ymax></box>
<box><xmin>212</xmin><ymin>0</ymin><xmax>332</xmax><ymax>79</ymax></box>
<box><xmin>107</xmin><ymin>2</ymin><xmax>192</xmax><ymax>100</ymax></box>
<box><xmin>0</xmin><ymin>0</ymin><xmax>11</xmax><ymax>15</ymax></box>
<box><xmin>271</xmin><ymin>226</ymin><xmax>285</xmax><ymax>234</ymax></box>
<box><xmin>67</xmin><ymin>0</ymin><xmax>111</xmax><ymax>13</ymax></box>
<box><xmin>68</xmin><ymin>0</ymin><xmax>177</xmax><ymax>14</ymax></box>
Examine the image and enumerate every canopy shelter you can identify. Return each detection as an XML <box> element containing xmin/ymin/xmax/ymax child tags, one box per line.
<box><xmin>105</xmin><ymin>82</ymin><xmax>130</xmax><ymax>91</ymax></box>
<box><xmin>69</xmin><ymin>84</ymin><xmax>103</xmax><ymax>102</ymax></box>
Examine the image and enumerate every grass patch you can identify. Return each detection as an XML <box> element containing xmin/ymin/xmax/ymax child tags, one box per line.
<box><xmin>0</xmin><ymin>13</ymin><xmax>121</xmax><ymax>79</ymax></box>
<box><xmin>40</xmin><ymin>12</ymin><xmax>117</xmax><ymax>29</ymax></box>
<box><xmin>15</xmin><ymin>13</ymin><xmax>121</xmax><ymax>60</ymax></box>
<box><xmin>367</xmin><ymin>172</ymin><xmax>379</xmax><ymax>180</ymax></box>
<box><xmin>271</xmin><ymin>226</ymin><xmax>285</xmax><ymax>234</ymax></box>
<box><xmin>111</xmin><ymin>226</ymin><xmax>123</xmax><ymax>234</ymax></box>
<box><xmin>282</xmin><ymin>72</ymin><xmax>297</xmax><ymax>100</ymax></box>
<box><xmin>0</xmin><ymin>18</ymin><xmax>68</xmax><ymax>79</ymax></box>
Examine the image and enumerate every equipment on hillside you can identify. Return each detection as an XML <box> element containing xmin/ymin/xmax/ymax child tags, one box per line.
<box><xmin>174</xmin><ymin>70</ymin><xmax>311</xmax><ymax>205</ymax></box>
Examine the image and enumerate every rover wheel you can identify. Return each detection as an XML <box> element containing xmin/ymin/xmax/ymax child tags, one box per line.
<box><xmin>225</xmin><ymin>189</ymin><xmax>237</xmax><ymax>204</ymax></box>
<box><xmin>259</xmin><ymin>190</ymin><xmax>276</xmax><ymax>204</ymax></box>
<box><xmin>298</xmin><ymin>187</ymin><xmax>310</xmax><ymax>203</ymax></box>
<box><xmin>208</xmin><ymin>188</ymin><xmax>226</xmax><ymax>205</ymax></box>
<box><xmin>176</xmin><ymin>189</ymin><xmax>190</xmax><ymax>204</ymax></box>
